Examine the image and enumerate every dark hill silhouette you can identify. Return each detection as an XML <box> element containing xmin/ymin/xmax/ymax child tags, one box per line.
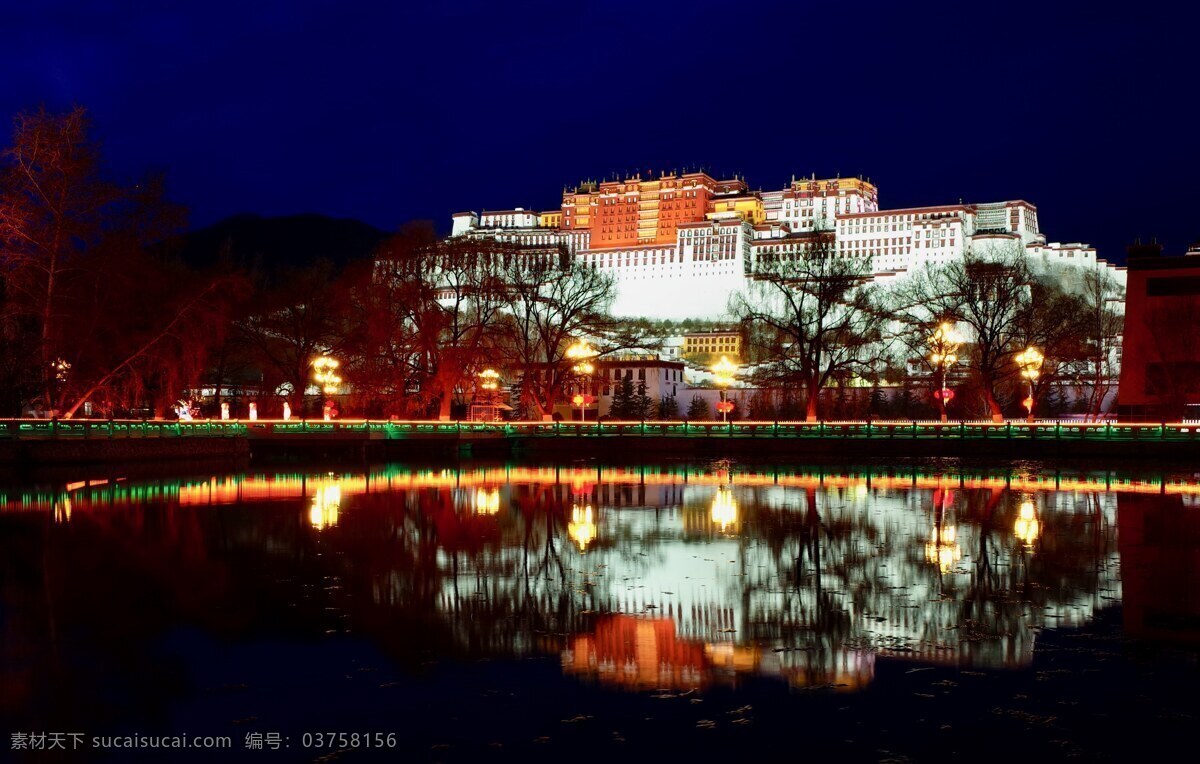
<box><xmin>172</xmin><ymin>213</ymin><xmax>390</xmax><ymax>276</ymax></box>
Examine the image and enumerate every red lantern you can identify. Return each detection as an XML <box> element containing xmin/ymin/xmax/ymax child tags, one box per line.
<box><xmin>934</xmin><ymin>388</ymin><xmax>955</xmax><ymax>401</ymax></box>
<box><xmin>583</xmin><ymin>394</ymin><xmax>595</xmax><ymax>405</ymax></box>
<box><xmin>717</xmin><ymin>401</ymin><xmax>734</xmax><ymax>413</ymax></box>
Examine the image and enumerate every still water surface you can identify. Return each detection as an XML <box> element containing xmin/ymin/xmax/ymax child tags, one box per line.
<box><xmin>2</xmin><ymin>460</ymin><xmax>1198</xmax><ymax>761</ymax></box>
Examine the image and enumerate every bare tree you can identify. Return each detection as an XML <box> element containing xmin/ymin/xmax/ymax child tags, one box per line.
<box><xmin>731</xmin><ymin>236</ymin><xmax>886</xmax><ymax>421</ymax></box>
<box><xmin>238</xmin><ymin>259</ymin><xmax>349</xmax><ymax>416</ymax></box>
<box><xmin>356</xmin><ymin>230</ymin><xmax>511</xmax><ymax>419</ymax></box>
<box><xmin>0</xmin><ymin>107</ymin><xmax>116</xmax><ymax>406</ymax></box>
<box><xmin>1073</xmin><ymin>267</ymin><xmax>1125</xmax><ymax>420</ymax></box>
<box><xmin>894</xmin><ymin>245</ymin><xmax>1032</xmax><ymax>421</ymax></box>
<box><xmin>498</xmin><ymin>255</ymin><xmax>617</xmax><ymax>419</ymax></box>
<box><xmin>1</xmin><ymin>107</ymin><xmax>235</xmax><ymax>417</ymax></box>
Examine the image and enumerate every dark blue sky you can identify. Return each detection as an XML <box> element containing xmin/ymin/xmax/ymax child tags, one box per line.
<box><xmin>5</xmin><ymin>1</ymin><xmax>1197</xmax><ymax>263</ymax></box>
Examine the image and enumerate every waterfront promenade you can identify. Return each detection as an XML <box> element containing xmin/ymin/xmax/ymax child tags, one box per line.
<box><xmin>4</xmin><ymin>418</ymin><xmax>1200</xmax><ymax>463</ymax></box>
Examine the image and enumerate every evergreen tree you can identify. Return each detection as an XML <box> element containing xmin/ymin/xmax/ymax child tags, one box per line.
<box><xmin>657</xmin><ymin>395</ymin><xmax>680</xmax><ymax>420</ymax></box>
<box><xmin>609</xmin><ymin>377</ymin><xmax>634</xmax><ymax>419</ymax></box>
<box><xmin>686</xmin><ymin>394</ymin><xmax>710</xmax><ymax>420</ymax></box>
<box><xmin>869</xmin><ymin>386</ymin><xmax>890</xmax><ymax>419</ymax></box>
<box><xmin>631</xmin><ymin>381</ymin><xmax>654</xmax><ymax>420</ymax></box>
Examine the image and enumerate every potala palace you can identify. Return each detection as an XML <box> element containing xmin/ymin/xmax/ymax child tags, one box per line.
<box><xmin>449</xmin><ymin>172</ymin><xmax>1124</xmax><ymax>320</ymax></box>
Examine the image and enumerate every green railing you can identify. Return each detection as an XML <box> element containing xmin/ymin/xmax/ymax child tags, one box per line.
<box><xmin>1</xmin><ymin>419</ymin><xmax>249</xmax><ymax>439</ymax></box>
<box><xmin>3</xmin><ymin>419</ymin><xmax>1198</xmax><ymax>442</ymax></box>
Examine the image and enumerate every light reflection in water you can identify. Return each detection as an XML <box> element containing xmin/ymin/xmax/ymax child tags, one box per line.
<box><xmin>475</xmin><ymin>487</ymin><xmax>500</xmax><ymax>515</ymax></box>
<box><xmin>568</xmin><ymin>504</ymin><xmax>596</xmax><ymax>551</ymax></box>
<box><xmin>12</xmin><ymin>461</ymin><xmax>1186</xmax><ymax>698</ymax></box>
<box><xmin>710</xmin><ymin>489</ymin><xmax>738</xmax><ymax>533</ymax></box>
<box><xmin>308</xmin><ymin>477</ymin><xmax>341</xmax><ymax>530</ymax></box>
<box><xmin>925</xmin><ymin>525</ymin><xmax>961</xmax><ymax>573</ymax></box>
<box><xmin>1015</xmin><ymin>499</ymin><xmax>1040</xmax><ymax>550</ymax></box>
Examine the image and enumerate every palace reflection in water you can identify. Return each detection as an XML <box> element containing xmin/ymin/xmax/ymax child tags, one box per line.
<box><xmin>3</xmin><ymin>461</ymin><xmax>1199</xmax><ymax>726</ymax></box>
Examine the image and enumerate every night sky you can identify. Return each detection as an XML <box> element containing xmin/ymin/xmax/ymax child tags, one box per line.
<box><xmin>5</xmin><ymin>1</ymin><xmax>1197</xmax><ymax>263</ymax></box>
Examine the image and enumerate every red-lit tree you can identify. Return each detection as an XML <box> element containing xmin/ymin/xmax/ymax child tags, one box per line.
<box><xmin>0</xmin><ymin>107</ymin><xmax>238</xmax><ymax>417</ymax></box>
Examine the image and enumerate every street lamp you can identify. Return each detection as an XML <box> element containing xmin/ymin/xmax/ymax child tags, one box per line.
<box><xmin>712</xmin><ymin>356</ymin><xmax>738</xmax><ymax>422</ymax></box>
<box><xmin>1014</xmin><ymin>346</ymin><xmax>1044</xmax><ymax>422</ymax></box>
<box><xmin>313</xmin><ymin>355</ymin><xmax>342</xmax><ymax>420</ymax></box>
<box><xmin>475</xmin><ymin>368</ymin><xmax>502</xmax><ymax>422</ymax></box>
<box><xmin>928</xmin><ymin>322</ymin><xmax>960</xmax><ymax>423</ymax></box>
<box><xmin>566</xmin><ymin>340</ymin><xmax>598</xmax><ymax>422</ymax></box>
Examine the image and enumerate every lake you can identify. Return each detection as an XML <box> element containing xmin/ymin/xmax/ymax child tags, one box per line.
<box><xmin>2</xmin><ymin>459</ymin><xmax>1198</xmax><ymax>762</ymax></box>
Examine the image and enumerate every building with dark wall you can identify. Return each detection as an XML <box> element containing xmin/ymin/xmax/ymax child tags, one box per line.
<box><xmin>1117</xmin><ymin>242</ymin><xmax>1200</xmax><ymax>420</ymax></box>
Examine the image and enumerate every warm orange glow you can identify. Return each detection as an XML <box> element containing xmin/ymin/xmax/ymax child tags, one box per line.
<box><xmin>566</xmin><ymin>340</ymin><xmax>597</xmax><ymax>376</ymax></box>
<box><xmin>308</xmin><ymin>477</ymin><xmax>341</xmax><ymax>530</ymax></box>
<box><xmin>925</xmin><ymin>525</ymin><xmax>961</xmax><ymax>573</ymax></box>
<box><xmin>475</xmin><ymin>487</ymin><xmax>500</xmax><ymax>515</ymax></box>
<box><xmin>568</xmin><ymin>503</ymin><xmax>596</xmax><ymax>551</ymax></box>
<box><xmin>313</xmin><ymin>355</ymin><xmax>342</xmax><ymax>395</ymax></box>
<box><xmin>1014</xmin><ymin>500</ymin><xmax>1040</xmax><ymax>549</ymax></box>
<box><xmin>711</xmin><ymin>356</ymin><xmax>738</xmax><ymax>387</ymax></box>
<box><xmin>9</xmin><ymin>464</ymin><xmax>1200</xmax><ymax>518</ymax></box>
<box><xmin>53</xmin><ymin>497</ymin><xmax>71</xmax><ymax>524</ymax></box>
<box><xmin>477</xmin><ymin>368</ymin><xmax>500</xmax><ymax>391</ymax></box>
<box><xmin>1015</xmin><ymin>347</ymin><xmax>1044</xmax><ymax>380</ymax></box>
<box><xmin>710</xmin><ymin>489</ymin><xmax>738</xmax><ymax>532</ymax></box>
<box><xmin>929</xmin><ymin>322</ymin><xmax>960</xmax><ymax>362</ymax></box>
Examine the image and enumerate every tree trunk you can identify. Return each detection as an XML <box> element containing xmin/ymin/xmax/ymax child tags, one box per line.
<box><xmin>984</xmin><ymin>387</ymin><xmax>1004</xmax><ymax>422</ymax></box>
<box><xmin>805</xmin><ymin>381</ymin><xmax>819</xmax><ymax>422</ymax></box>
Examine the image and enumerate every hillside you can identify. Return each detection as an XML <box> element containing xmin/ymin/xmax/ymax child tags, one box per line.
<box><xmin>173</xmin><ymin>213</ymin><xmax>390</xmax><ymax>274</ymax></box>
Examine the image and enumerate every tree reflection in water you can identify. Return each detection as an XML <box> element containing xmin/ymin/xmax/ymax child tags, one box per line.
<box><xmin>7</xmin><ymin>459</ymin><xmax>1191</xmax><ymax>726</ymax></box>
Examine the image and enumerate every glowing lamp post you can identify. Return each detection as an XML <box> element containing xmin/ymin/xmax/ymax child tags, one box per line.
<box><xmin>572</xmin><ymin>393</ymin><xmax>596</xmax><ymax>422</ymax></box>
<box><xmin>478</xmin><ymin>368</ymin><xmax>500</xmax><ymax>393</ymax></box>
<box><xmin>1014</xmin><ymin>346</ymin><xmax>1044</xmax><ymax>423</ymax></box>
<box><xmin>566</xmin><ymin>340</ymin><xmax>598</xmax><ymax>422</ymax></box>
<box><xmin>474</xmin><ymin>368</ymin><xmax>502</xmax><ymax>422</ymax></box>
<box><xmin>313</xmin><ymin>356</ymin><xmax>342</xmax><ymax>420</ymax></box>
<box><xmin>712</xmin><ymin>356</ymin><xmax>738</xmax><ymax>422</ymax></box>
<box><xmin>928</xmin><ymin>322</ymin><xmax>960</xmax><ymax>423</ymax></box>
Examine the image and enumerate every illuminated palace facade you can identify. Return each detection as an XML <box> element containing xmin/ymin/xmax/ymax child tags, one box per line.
<box><xmin>449</xmin><ymin>171</ymin><xmax>1124</xmax><ymax>320</ymax></box>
